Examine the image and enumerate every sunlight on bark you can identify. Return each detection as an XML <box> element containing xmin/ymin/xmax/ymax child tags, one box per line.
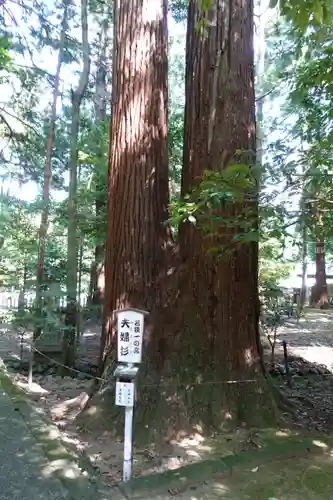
<box><xmin>142</xmin><ymin>0</ymin><xmax>163</xmax><ymax>22</ymax></box>
<box><xmin>244</xmin><ymin>347</ymin><xmax>254</xmax><ymax>365</ymax></box>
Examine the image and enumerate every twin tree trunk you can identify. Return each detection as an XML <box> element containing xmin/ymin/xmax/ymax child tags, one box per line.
<box><xmin>89</xmin><ymin>0</ymin><xmax>274</xmax><ymax>438</ymax></box>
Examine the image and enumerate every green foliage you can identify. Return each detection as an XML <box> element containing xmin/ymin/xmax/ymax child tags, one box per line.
<box><xmin>168</xmin><ymin>29</ymin><xmax>185</xmax><ymax>199</ymax></box>
<box><xmin>0</xmin><ymin>194</ymin><xmax>70</xmax><ymax>290</ymax></box>
<box><xmin>260</xmin><ymin>281</ymin><xmax>294</xmax><ymax>365</ymax></box>
<box><xmin>171</xmin><ymin>163</ymin><xmax>256</xmax><ymax>222</ymax></box>
<box><xmin>279</xmin><ymin>0</ymin><xmax>332</xmax><ymax>30</ymax></box>
<box><xmin>169</xmin><ymin>0</ymin><xmax>187</xmax><ymax>22</ymax></box>
<box><xmin>169</xmin><ymin>110</ymin><xmax>183</xmax><ymax>199</ymax></box>
<box><xmin>0</xmin><ymin>34</ymin><xmax>12</xmax><ymax>71</ymax></box>
<box><xmin>187</xmin><ymin>0</ymin><xmax>333</xmax><ymax>32</ymax></box>
<box><xmin>170</xmin><ymin>163</ymin><xmax>294</xmax><ymax>253</ymax></box>
<box><xmin>263</xmin><ymin>9</ymin><xmax>333</xmax><ymax>272</ymax></box>
<box><xmin>259</xmin><ymin>243</ymin><xmax>294</xmax><ymax>355</ymax></box>
<box><xmin>259</xmin><ymin>239</ymin><xmax>292</xmax><ymax>285</ymax></box>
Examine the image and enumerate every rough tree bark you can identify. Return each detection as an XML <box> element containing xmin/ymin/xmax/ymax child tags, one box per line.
<box><xmin>63</xmin><ymin>0</ymin><xmax>90</xmax><ymax>368</ymax></box>
<box><xmin>34</xmin><ymin>1</ymin><xmax>68</xmax><ymax>339</ymax></box>
<box><xmin>174</xmin><ymin>0</ymin><xmax>273</xmax><ymax>424</ymax></box>
<box><xmin>99</xmin><ymin>0</ymin><xmax>170</xmax><ymax>359</ymax></box>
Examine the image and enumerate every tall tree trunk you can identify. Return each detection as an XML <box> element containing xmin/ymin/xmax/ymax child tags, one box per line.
<box><xmin>99</xmin><ymin>0</ymin><xmax>170</xmax><ymax>360</ymax></box>
<box><xmin>88</xmin><ymin>18</ymin><xmax>109</xmax><ymax>309</ymax></box>
<box><xmin>34</xmin><ymin>1</ymin><xmax>68</xmax><ymax>339</ymax></box>
<box><xmin>177</xmin><ymin>0</ymin><xmax>273</xmax><ymax>423</ymax></box>
<box><xmin>63</xmin><ymin>0</ymin><xmax>90</xmax><ymax>368</ymax></box>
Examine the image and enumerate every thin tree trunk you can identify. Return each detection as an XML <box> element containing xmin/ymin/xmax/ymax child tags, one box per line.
<box><xmin>34</xmin><ymin>1</ymin><xmax>69</xmax><ymax>340</ymax></box>
<box><xmin>311</xmin><ymin>240</ymin><xmax>328</xmax><ymax>308</ymax></box>
<box><xmin>76</xmin><ymin>156</ymin><xmax>83</xmax><ymax>339</ymax></box>
<box><xmin>77</xmin><ymin>239</ymin><xmax>83</xmax><ymax>338</ymax></box>
<box><xmin>18</xmin><ymin>263</ymin><xmax>27</xmax><ymax>315</ymax></box>
<box><xmin>88</xmin><ymin>18</ymin><xmax>109</xmax><ymax>309</ymax></box>
<box><xmin>299</xmin><ymin>173</ymin><xmax>307</xmax><ymax>311</ymax></box>
<box><xmin>310</xmin><ymin>195</ymin><xmax>328</xmax><ymax>307</ymax></box>
<box><xmin>300</xmin><ymin>225</ymin><xmax>308</xmax><ymax>309</ymax></box>
<box><xmin>63</xmin><ymin>0</ymin><xmax>90</xmax><ymax>368</ymax></box>
<box><xmin>89</xmin><ymin>244</ymin><xmax>104</xmax><ymax>306</ymax></box>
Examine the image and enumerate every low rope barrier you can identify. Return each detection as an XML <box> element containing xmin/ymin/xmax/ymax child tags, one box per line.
<box><xmin>29</xmin><ymin>344</ymin><xmax>258</xmax><ymax>388</ymax></box>
<box><xmin>13</xmin><ymin>331</ymin><xmax>333</xmax><ymax>389</ymax></box>
<box><xmin>32</xmin><ymin>346</ymin><xmax>105</xmax><ymax>381</ymax></box>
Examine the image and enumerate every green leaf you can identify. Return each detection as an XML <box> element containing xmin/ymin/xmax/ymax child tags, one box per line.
<box><xmin>268</xmin><ymin>229</ymin><xmax>283</xmax><ymax>240</ymax></box>
<box><xmin>313</xmin><ymin>1</ymin><xmax>323</xmax><ymax>23</ymax></box>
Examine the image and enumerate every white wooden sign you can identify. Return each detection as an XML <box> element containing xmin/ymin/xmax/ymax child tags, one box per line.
<box><xmin>115</xmin><ymin>381</ymin><xmax>135</xmax><ymax>407</ymax></box>
<box><xmin>117</xmin><ymin>309</ymin><xmax>145</xmax><ymax>364</ymax></box>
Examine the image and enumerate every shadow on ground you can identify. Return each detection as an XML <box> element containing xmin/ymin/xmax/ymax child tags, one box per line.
<box><xmin>0</xmin><ymin>366</ymin><xmax>119</xmax><ymax>500</ymax></box>
<box><xmin>3</xmin><ymin>311</ymin><xmax>333</xmax><ymax>498</ymax></box>
<box><xmin>122</xmin><ymin>430</ymin><xmax>333</xmax><ymax>499</ymax></box>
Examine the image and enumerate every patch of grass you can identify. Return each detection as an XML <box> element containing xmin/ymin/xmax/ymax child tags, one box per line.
<box><xmin>218</xmin><ymin>453</ymin><xmax>333</xmax><ymax>499</ymax></box>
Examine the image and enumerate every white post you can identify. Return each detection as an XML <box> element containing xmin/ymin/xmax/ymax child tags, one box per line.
<box><xmin>123</xmin><ymin>405</ymin><xmax>134</xmax><ymax>482</ymax></box>
<box><xmin>115</xmin><ymin>308</ymin><xmax>148</xmax><ymax>483</ymax></box>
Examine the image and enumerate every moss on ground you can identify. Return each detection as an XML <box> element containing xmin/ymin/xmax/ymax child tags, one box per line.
<box><xmin>121</xmin><ymin>429</ymin><xmax>333</xmax><ymax>499</ymax></box>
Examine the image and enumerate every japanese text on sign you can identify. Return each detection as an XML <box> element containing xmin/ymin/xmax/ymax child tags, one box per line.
<box><xmin>115</xmin><ymin>381</ymin><xmax>135</xmax><ymax>407</ymax></box>
<box><xmin>117</xmin><ymin>309</ymin><xmax>144</xmax><ymax>364</ymax></box>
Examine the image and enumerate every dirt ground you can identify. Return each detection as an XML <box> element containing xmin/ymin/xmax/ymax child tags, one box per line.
<box><xmin>2</xmin><ymin>309</ymin><xmax>333</xmax><ymax>490</ymax></box>
<box><xmin>268</xmin><ymin>309</ymin><xmax>333</xmax><ymax>369</ymax></box>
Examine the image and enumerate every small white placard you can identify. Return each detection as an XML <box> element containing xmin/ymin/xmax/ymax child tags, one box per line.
<box><xmin>115</xmin><ymin>381</ymin><xmax>135</xmax><ymax>407</ymax></box>
<box><xmin>117</xmin><ymin>309</ymin><xmax>145</xmax><ymax>364</ymax></box>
